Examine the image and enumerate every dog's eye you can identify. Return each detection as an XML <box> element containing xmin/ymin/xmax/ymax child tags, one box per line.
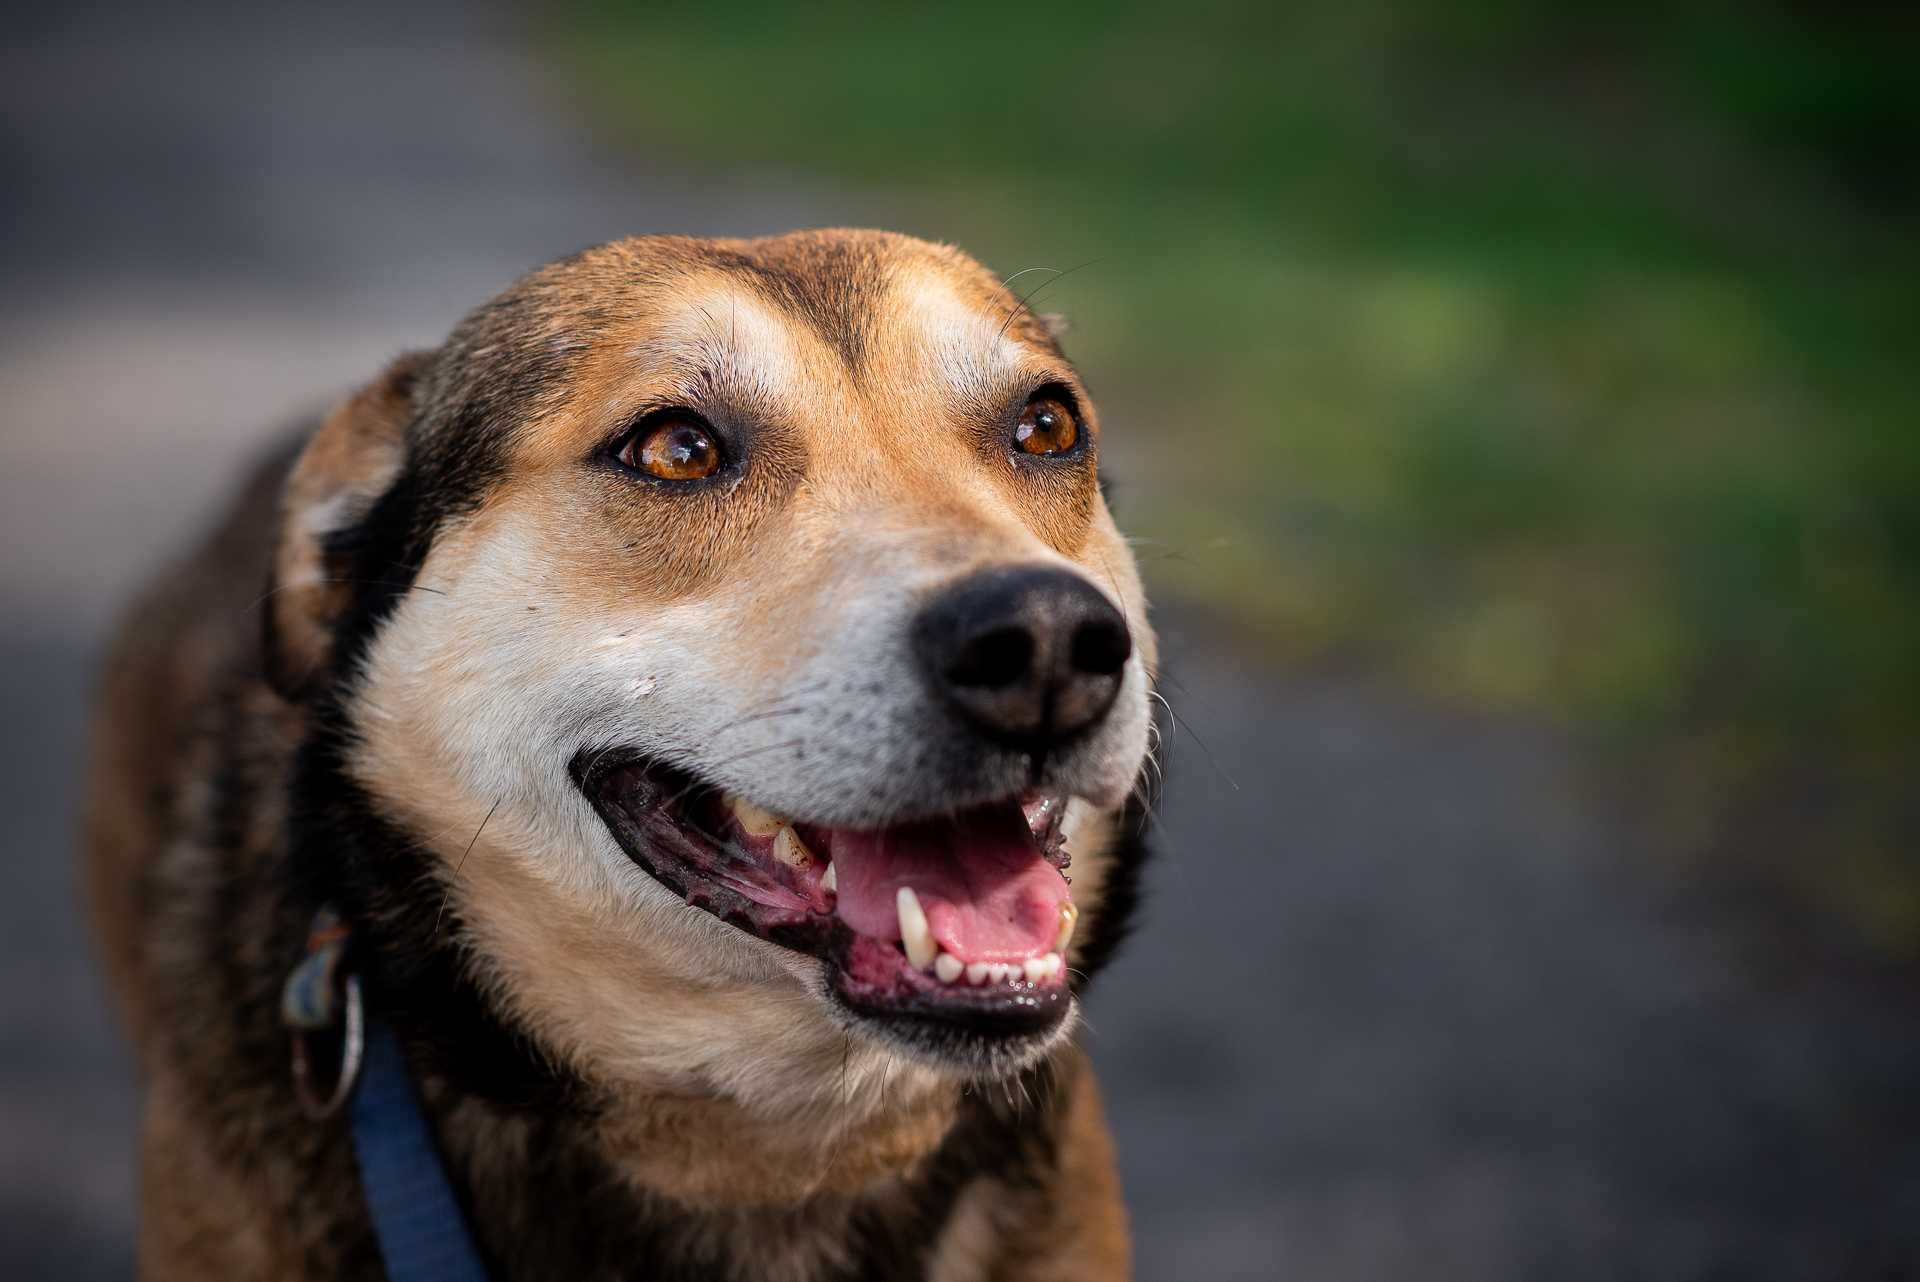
<box><xmin>1014</xmin><ymin>393</ymin><xmax>1079</xmax><ymax>457</ymax></box>
<box><xmin>618</xmin><ymin>416</ymin><xmax>722</xmax><ymax>481</ymax></box>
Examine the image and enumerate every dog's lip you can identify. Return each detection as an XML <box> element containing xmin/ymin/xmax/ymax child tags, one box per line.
<box><xmin>569</xmin><ymin>751</ymin><xmax>1076</xmax><ymax>1033</ymax></box>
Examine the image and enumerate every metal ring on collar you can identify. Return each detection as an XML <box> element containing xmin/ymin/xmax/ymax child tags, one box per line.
<box><xmin>290</xmin><ymin>972</ymin><xmax>364</xmax><ymax>1117</ymax></box>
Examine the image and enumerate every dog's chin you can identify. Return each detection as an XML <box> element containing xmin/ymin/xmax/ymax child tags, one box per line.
<box><xmin>819</xmin><ymin>931</ymin><xmax>1079</xmax><ymax>1079</ymax></box>
<box><xmin>569</xmin><ymin>752</ymin><xmax>1086</xmax><ymax>1078</ymax></box>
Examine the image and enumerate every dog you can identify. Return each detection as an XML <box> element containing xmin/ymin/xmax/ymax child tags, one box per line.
<box><xmin>82</xmin><ymin>230</ymin><xmax>1158</xmax><ymax>1280</ymax></box>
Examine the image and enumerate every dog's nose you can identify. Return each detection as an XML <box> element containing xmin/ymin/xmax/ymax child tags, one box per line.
<box><xmin>913</xmin><ymin>566</ymin><xmax>1131</xmax><ymax>748</ymax></box>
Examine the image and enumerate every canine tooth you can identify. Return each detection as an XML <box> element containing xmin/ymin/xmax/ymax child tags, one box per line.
<box><xmin>896</xmin><ymin>887</ymin><xmax>937</xmax><ymax>970</ymax></box>
<box><xmin>934</xmin><ymin>953</ymin><xmax>964</xmax><ymax>984</ymax></box>
<box><xmin>1055</xmin><ymin>902</ymin><xmax>1079</xmax><ymax>954</ymax></box>
<box><xmin>1044</xmin><ymin>951</ymin><xmax>1063</xmax><ymax>977</ymax></box>
<box><xmin>1024</xmin><ymin>956</ymin><xmax>1049</xmax><ymax>984</ymax></box>
<box><xmin>820</xmin><ymin>861</ymin><xmax>836</xmax><ymax>894</ymax></box>
<box><xmin>726</xmin><ymin>793</ymin><xmax>785</xmax><ymax>838</ymax></box>
<box><xmin>965</xmin><ymin>961</ymin><xmax>992</xmax><ymax>986</ymax></box>
<box><xmin>772</xmin><ymin>825</ymin><xmax>813</xmax><ymax>869</ymax></box>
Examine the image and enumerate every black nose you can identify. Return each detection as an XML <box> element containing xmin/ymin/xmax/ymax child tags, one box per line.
<box><xmin>913</xmin><ymin>566</ymin><xmax>1132</xmax><ymax>748</ymax></box>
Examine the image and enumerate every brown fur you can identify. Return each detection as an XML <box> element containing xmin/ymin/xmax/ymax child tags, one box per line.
<box><xmin>84</xmin><ymin>231</ymin><xmax>1150</xmax><ymax>1280</ymax></box>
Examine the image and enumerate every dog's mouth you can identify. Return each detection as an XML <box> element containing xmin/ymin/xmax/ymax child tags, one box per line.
<box><xmin>572</xmin><ymin>755</ymin><xmax>1076</xmax><ymax>1058</ymax></box>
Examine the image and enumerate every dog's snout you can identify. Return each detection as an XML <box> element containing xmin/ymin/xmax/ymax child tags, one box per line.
<box><xmin>914</xmin><ymin>566</ymin><xmax>1131</xmax><ymax>748</ymax></box>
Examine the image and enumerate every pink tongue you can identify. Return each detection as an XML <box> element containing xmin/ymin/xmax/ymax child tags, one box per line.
<box><xmin>831</xmin><ymin>802</ymin><xmax>1069</xmax><ymax>964</ymax></box>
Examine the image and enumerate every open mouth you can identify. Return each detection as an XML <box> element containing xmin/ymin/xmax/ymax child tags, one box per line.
<box><xmin>572</xmin><ymin>754</ymin><xmax>1078</xmax><ymax>1059</ymax></box>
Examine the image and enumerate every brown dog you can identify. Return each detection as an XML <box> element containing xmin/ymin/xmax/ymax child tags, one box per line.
<box><xmin>83</xmin><ymin>230</ymin><xmax>1158</xmax><ymax>1280</ymax></box>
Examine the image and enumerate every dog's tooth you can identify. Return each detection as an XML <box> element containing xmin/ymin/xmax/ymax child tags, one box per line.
<box><xmin>934</xmin><ymin>952</ymin><xmax>964</xmax><ymax>984</ymax></box>
<box><xmin>1045</xmin><ymin>951</ymin><xmax>1064</xmax><ymax>978</ymax></box>
<box><xmin>1055</xmin><ymin>902</ymin><xmax>1079</xmax><ymax>954</ymax></box>
<box><xmin>896</xmin><ymin>887</ymin><xmax>937</xmax><ymax>970</ymax></box>
<box><xmin>820</xmin><ymin>861</ymin><xmax>836</xmax><ymax>894</ymax></box>
<box><xmin>725</xmin><ymin>793</ymin><xmax>785</xmax><ymax>838</ymax></box>
<box><xmin>965</xmin><ymin>961</ymin><xmax>992</xmax><ymax>986</ymax></box>
<box><xmin>1023</xmin><ymin>956</ymin><xmax>1049</xmax><ymax>984</ymax></box>
<box><xmin>772</xmin><ymin>825</ymin><xmax>813</xmax><ymax>869</ymax></box>
<box><xmin>988</xmin><ymin>962</ymin><xmax>1011</xmax><ymax>985</ymax></box>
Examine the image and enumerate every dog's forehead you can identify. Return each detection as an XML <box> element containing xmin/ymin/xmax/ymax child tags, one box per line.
<box><xmin>553</xmin><ymin>233</ymin><xmax>1063</xmax><ymax>422</ymax></box>
<box><xmin>419</xmin><ymin>233</ymin><xmax>1075</xmax><ymax>471</ymax></box>
<box><xmin>665</xmin><ymin>230</ymin><xmax>1058</xmax><ymax>372</ymax></box>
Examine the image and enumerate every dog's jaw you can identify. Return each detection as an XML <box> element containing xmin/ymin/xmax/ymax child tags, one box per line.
<box><xmin>572</xmin><ymin>752</ymin><xmax>1097</xmax><ymax>1075</ymax></box>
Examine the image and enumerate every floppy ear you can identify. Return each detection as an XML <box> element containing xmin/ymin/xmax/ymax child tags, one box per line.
<box><xmin>264</xmin><ymin>351</ymin><xmax>431</xmax><ymax>700</ymax></box>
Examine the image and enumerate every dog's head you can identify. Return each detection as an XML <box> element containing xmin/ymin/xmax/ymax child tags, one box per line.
<box><xmin>269</xmin><ymin>231</ymin><xmax>1154</xmax><ymax>1105</ymax></box>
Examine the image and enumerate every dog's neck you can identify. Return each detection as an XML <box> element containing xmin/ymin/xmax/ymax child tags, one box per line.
<box><xmin>590</xmin><ymin>1077</ymin><xmax>966</xmax><ymax>1205</ymax></box>
<box><xmin>397</xmin><ymin>1055</ymin><xmax>1068</xmax><ymax>1280</ymax></box>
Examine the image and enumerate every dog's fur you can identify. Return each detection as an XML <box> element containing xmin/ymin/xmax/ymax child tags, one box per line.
<box><xmin>83</xmin><ymin>231</ymin><xmax>1156</xmax><ymax>1280</ymax></box>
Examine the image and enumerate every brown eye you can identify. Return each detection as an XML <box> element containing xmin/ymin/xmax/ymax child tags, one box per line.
<box><xmin>1014</xmin><ymin>394</ymin><xmax>1080</xmax><ymax>457</ymax></box>
<box><xmin>619</xmin><ymin>417</ymin><xmax>721</xmax><ymax>481</ymax></box>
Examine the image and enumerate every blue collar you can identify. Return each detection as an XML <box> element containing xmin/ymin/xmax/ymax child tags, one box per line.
<box><xmin>282</xmin><ymin>909</ymin><xmax>491</xmax><ymax>1282</ymax></box>
<box><xmin>349</xmin><ymin>1016</ymin><xmax>493</xmax><ymax>1282</ymax></box>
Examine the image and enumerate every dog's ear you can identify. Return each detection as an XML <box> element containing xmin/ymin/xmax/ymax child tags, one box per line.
<box><xmin>264</xmin><ymin>351</ymin><xmax>431</xmax><ymax>700</ymax></box>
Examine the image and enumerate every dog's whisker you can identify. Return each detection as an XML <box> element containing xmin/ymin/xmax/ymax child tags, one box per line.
<box><xmin>1120</xmin><ymin>536</ymin><xmax>1202</xmax><ymax>565</ymax></box>
<box><xmin>1147</xmin><ymin>688</ymin><xmax>1238</xmax><ymax>793</ymax></box>
<box><xmin>648</xmin><ymin>738</ymin><xmax>811</xmax><ymax>814</ymax></box>
<box><xmin>1090</xmin><ymin>547</ymin><xmax>1129</xmax><ymax>620</ymax></box>
<box><xmin>992</xmin><ymin>265</ymin><xmax>1065</xmax><ymax>344</ymax></box>
<box><xmin>839</xmin><ymin>1033</ymin><xmax>853</xmax><ymax>1116</ymax></box>
<box><xmin>244</xmin><ymin>576</ymin><xmax>447</xmax><ymax>614</ymax></box>
<box><xmin>997</xmin><ymin>264</ymin><xmax>1063</xmax><ymax>294</ymax></box>
<box><xmin>706</xmin><ymin>704</ymin><xmax>812</xmax><ymax>738</ymax></box>
<box><xmin>435</xmin><ymin>796</ymin><xmax>503</xmax><ymax>937</ymax></box>
<box><xmin>578</xmin><ymin>706</ymin><xmax>811</xmax><ymax>810</ymax></box>
<box><xmin>736</xmin><ymin>676</ymin><xmax>832</xmax><ymax>709</ymax></box>
<box><xmin>577</xmin><ymin>740</ymin><xmax>629</xmax><ymax>792</ymax></box>
<box><xmin>699</xmin><ymin>680</ymin><xmax>834</xmax><ymax>739</ymax></box>
<box><xmin>995</xmin><ymin>258</ymin><xmax>1099</xmax><ymax>342</ymax></box>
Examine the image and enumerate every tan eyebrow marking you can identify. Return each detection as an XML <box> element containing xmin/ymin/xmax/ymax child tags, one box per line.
<box><xmin>893</xmin><ymin>272</ymin><xmax>1031</xmax><ymax>404</ymax></box>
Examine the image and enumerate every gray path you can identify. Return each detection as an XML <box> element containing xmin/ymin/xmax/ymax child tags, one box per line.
<box><xmin>4</xmin><ymin>4</ymin><xmax>1917</xmax><ymax>1279</ymax></box>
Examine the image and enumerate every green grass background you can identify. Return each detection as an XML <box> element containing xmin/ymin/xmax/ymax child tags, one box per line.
<box><xmin>552</xmin><ymin>1</ymin><xmax>1919</xmax><ymax>960</ymax></box>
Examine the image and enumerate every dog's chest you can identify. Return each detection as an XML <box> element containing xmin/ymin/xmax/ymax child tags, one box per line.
<box><xmin>442</xmin><ymin>1113</ymin><xmax>991</xmax><ymax>1282</ymax></box>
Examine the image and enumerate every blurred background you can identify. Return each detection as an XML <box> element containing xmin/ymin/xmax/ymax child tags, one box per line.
<box><xmin>4</xmin><ymin>1</ymin><xmax>1917</xmax><ymax>1278</ymax></box>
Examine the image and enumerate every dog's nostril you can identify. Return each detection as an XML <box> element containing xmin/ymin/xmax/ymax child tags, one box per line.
<box><xmin>1070</xmin><ymin>618</ymin><xmax>1131</xmax><ymax>677</ymax></box>
<box><xmin>945</xmin><ymin>626</ymin><xmax>1034</xmax><ymax>690</ymax></box>
<box><xmin>914</xmin><ymin>565</ymin><xmax>1130</xmax><ymax>748</ymax></box>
